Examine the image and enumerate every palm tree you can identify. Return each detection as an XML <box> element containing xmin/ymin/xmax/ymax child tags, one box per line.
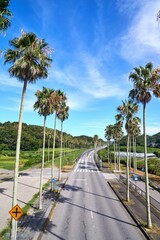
<box><xmin>129</xmin><ymin>117</ymin><xmax>141</xmax><ymax>172</ymax></box>
<box><xmin>46</xmin><ymin>130</ymin><xmax>53</xmax><ymax>163</ymax></box>
<box><xmin>34</xmin><ymin>87</ymin><xmax>54</xmax><ymax>209</ymax></box>
<box><xmin>4</xmin><ymin>32</ymin><xmax>52</xmax><ymax>239</ymax></box>
<box><xmin>116</xmin><ymin>99</ymin><xmax>139</xmax><ymax>202</ymax></box>
<box><xmin>57</xmin><ymin>103</ymin><xmax>69</xmax><ymax>181</ymax></box>
<box><xmin>133</xmin><ymin>124</ymin><xmax>141</xmax><ymax>172</ymax></box>
<box><xmin>113</xmin><ymin>121</ymin><xmax>123</xmax><ymax>171</ymax></box>
<box><xmin>50</xmin><ymin>90</ymin><xmax>67</xmax><ymax>190</ymax></box>
<box><xmin>105</xmin><ymin>125</ymin><xmax>113</xmax><ymax>165</ymax></box>
<box><xmin>0</xmin><ymin>0</ymin><xmax>12</xmax><ymax>34</ymax></box>
<box><xmin>93</xmin><ymin>134</ymin><xmax>99</xmax><ymax>161</ymax></box>
<box><xmin>129</xmin><ymin>62</ymin><xmax>160</xmax><ymax>229</ymax></box>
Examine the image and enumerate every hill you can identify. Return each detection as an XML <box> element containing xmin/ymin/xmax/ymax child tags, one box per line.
<box><xmin>0</xmin><ymin>121</ymin><xmax>97</xmax><ymax>151</ymax></box>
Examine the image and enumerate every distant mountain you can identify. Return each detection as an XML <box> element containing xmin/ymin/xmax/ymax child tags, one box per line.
<box><xmin>120</xmin><ymin>133</ymin><xmax>160</xmax><ymax>148</ymax></box>
<box><xmin>0</xmin><ymin>121</ymin><xmax>97</xmax><ymax>151</ymax></box>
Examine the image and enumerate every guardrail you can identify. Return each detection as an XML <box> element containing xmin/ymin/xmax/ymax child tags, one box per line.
<box><xmin>119</xmin><ymin>175</ymin><xmax>160</xmax><ymax>213</ymax></box>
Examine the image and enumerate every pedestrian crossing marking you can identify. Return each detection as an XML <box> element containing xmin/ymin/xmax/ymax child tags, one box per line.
<box><xmin>74</xmin><ymin>169</ymin><xmax>99</xmax><ymax>173</ymax></box>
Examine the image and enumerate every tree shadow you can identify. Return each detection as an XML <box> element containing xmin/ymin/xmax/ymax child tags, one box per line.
<box><xmin>64</xmin><ymin>184</ymin><xmax>82</xmax><ymax>192</ymax></box>
<box><xmin>18</xmin><ymin>181</ymin><xmax>39</xmax><ymax>190</ymax></box>
<box><xmin>16</xmin><ymin>190</ymin><xmax>60</xmax><ymax>239</ymax></box>
<box><xmin>0</xmin><ymin>177</ymin><xmax>13</xmax><ymax>182</ymax></box>
<box><xmin>0</xmin><ymin>187</ymin><xmax>7</xmax><ymax>193</ymax></box>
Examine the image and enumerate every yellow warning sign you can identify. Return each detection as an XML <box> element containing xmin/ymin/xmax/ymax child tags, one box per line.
<box><xmin>9</xmin><ymin>204</ymin><xmax>23</xmax><ymax>221</ymax></box>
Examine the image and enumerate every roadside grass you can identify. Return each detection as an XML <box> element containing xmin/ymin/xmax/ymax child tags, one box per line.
<box><xmin>0</xmin><ymin>148</ymin><xmax>86</xmax><ymax>171</ymax></box>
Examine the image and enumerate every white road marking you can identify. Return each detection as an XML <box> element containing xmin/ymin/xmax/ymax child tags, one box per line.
<box><xmin>91</xmin><ymin>211</ymin><xmax>93</xmax><ymax>219</ymax></box>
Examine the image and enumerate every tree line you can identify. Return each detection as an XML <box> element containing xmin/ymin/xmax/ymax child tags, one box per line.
<box><xmin>104</xmin><ymin>62</ymin><xmax>160</xmax><ymax>229</ymax></box>
<box><xmin>0</xmin><ymin>121</ymin><xmax>96</xmax><ymax>152</ymax></box>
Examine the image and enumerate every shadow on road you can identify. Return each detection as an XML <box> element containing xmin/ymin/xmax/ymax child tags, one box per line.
<box><xmin>0</xmin><ymin>187</ymin><xmax>7</xmax><ymax>193</ymax></box>
<box><xmin>64</xmin><ymin>184</ymin><xmax>82</xmax><ymax>192</ymax></box>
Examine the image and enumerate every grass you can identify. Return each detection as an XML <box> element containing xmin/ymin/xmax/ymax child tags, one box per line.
<box><xmin>0</xmin><ymin>148</ymin><xmax>86</xmax><ymax>171</ymax></box>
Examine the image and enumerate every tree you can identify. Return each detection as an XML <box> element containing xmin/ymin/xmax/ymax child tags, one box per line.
<box><xmin>50</xmin><ymin>90</ymin><xmax>67</xmax><ymax>190</ymax></box>
<box><xmin>116</xmin><ymin>99</ymin><xmax>139</xmax><ymax>202</ymax></box>
<box><xmin>129</xmin><ymin>62</ymin><xmax>160</xmax><ymax>229</ymax></box>
<box><xmin>113</xmin><ymin>121</ymin><xmax>123</xmax><ymax>171</ymax></box>
<box><xmin>57</xmin><ymin>102</ymin><xmax>69</xmax><ymax>181</ymax></box>
<box><xmin>0</xmin><ymin>0</ymin><xmax>12</xmax><ymax>34</ymax></box>
<box><xmin>129</xmin><ymin>117</ymin><xmax>141</xmax><ymax>172</ymax></box>
<box><xmin>4</xmin><ymin>32</ymin><xmax>52</xmax><ymax>239</ymax></box>
<box><xmin>105</xmin><ymin>125</ymin><xmax>114</xmax><ymax>165</ymax></box>
<box><xmin>93</xmin><ymin>134</ymin><xmax>99</xmax><ymax>161</ymax></box>
<box><xmin>34</xmin><ymin>87</ymin><xmax>54</xmax><ymax>209</ymax></box>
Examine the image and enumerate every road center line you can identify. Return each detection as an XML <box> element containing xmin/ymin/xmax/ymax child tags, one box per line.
<box><xmin>91</xmin><ymin>211</ymin><xmax>93</xmax><ymax>219</ymax></box>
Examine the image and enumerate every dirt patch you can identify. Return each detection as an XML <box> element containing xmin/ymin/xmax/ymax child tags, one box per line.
<box><xmin>62</xmin><ymin>165</ymin><xmax>74</xmax><ymax>172</ymax></box>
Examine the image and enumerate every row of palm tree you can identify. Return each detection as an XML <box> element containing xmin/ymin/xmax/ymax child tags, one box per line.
<box><xmin>33</xmin><ymin>87</ymin><xmax>69</xmax><ymax>208</ymax></box>
<box><xmin>105</xmin><ymin>62</ymin><xmax>160</xmax><ymax>229</ymax></box>
<box><xmin>3</xmin><ymin>31</ymin><xmax>53</xmax><ymax>239</ymax></box>
<box><xmin>0</xmin><ymin>4</ymin><xmax>69</xmax><ymax>237</ymax></box>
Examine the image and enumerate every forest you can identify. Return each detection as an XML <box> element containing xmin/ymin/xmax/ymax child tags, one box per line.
<box><xmin>0</xmin><ymin>121</ymin><xmax>97</xmax><ymax>151</ymax></box>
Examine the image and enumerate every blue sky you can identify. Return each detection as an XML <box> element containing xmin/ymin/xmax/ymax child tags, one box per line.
<box><xmin>0</xmin><ymin>0</ymin><xmax>160</xmax><ymax>140</ymax></box>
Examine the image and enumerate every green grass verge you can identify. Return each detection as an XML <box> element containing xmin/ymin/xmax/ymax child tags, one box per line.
<box><xmin>0</xmin><ymin>148</ymin><xmax>86</xmax><ymax>171</ymax></box>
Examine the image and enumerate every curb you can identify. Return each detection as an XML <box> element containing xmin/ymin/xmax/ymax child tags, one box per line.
<box><xmin>108</xmin><ymin>181</ymin><xmax>152</xmax><ymax>240</ymax></box>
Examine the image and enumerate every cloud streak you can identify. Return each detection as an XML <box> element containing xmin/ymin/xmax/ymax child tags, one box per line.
<box><xmin>118</xmin><ymin>0</ymin><xmax>160</xmax><ymax>63</ymax></box>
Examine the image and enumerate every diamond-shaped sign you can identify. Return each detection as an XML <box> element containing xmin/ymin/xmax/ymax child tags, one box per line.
<box><xmin>9</xmin><ymin>204</ymin><xmax>23</xmax><ymax>221</ymax></box>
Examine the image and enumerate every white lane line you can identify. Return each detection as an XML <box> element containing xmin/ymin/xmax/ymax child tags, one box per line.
<box><xmin>91</xmin><ymin>211</ymin><xmax>93</xmax><ymax>219</ymax></box>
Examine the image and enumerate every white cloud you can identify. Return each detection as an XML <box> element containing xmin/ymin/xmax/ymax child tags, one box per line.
<box><xmin>0</xmin><ymin>74</ymin><xmax>22</xmax><ymax>88</ymax></box>
<box><xmin>0</xmin><ymin>96</ymin><xmax>36</xmax><ymax>112</ymax></box>
<box><xmin>119</xmin><ymin>0</ymin><xmax>160</xmax><ymax>63</ymax></box>
<box><xmin>50</xmin><ymin>50</ymin><xmax>126</xmax><ymax>105</ymax></box>
<box><xmin>146</xmin><ymin>126</ymin><xmax>160</xmax><ymax>135</ymax></box>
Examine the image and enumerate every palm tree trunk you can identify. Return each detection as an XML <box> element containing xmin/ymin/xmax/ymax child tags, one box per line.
<box><xmin>114</xmin><ymin>140</ymin><xmax>116</xmax><ymax>170</ymax></box>
<box><xmin>51</xmin><ymin>113</ymin><xmax>57</xmax><ymax>190</ymax></box>
<box><xmin>108</xmin><ymin>140</ymin><xmax>110</xmax><ymax>165</ymax></box>
<box><xmin>48</xmin><ymin>137</ymin><xmax>50</xmax><ymax>163</ymax></box>
<box><xmin>126</xmin><ymin>134</ymin><xmax>130</xmax><ymax>202</ymax></box>
<box><xmin>135</xmin><ymin>137</ymin><xmax>137</xmax><ymax>172</ymax></box>
<box><xmin>118</xmin><ymin>142</ymin><xmax>121</xmax><ymax>171</ymax></box>
<box><xmin>143</xmin><ymin>102</ymin><xmax>152</xmax><ymax>228</ymax></box>
<box><xmin>133</xmin><ymin>135</ymin><xmax>135</xmax><ymax>172</ymax></box>
<box><xmin>59</xmin><ymin>120</ymin><xmax>63</xmax><ymax>181</ymax></box>
<box><xmin>39</xmin><ymin>115</ymin><xmax>46</xmax><ymax>210</ymax></box>
<box><xmin>11</xmin><ymin>80</ymin><xmax>27</xmax><ymax>240</ymax></box>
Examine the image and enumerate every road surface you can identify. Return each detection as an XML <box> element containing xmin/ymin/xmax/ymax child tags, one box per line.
<box><xmin>41</xmin><ymin>150</ymin><xmax>146</xmax><ymax>240</ymax></box>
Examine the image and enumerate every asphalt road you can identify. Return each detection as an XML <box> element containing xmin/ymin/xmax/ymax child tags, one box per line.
<box><xmin>41</xmin><ymin>150</ymin><xmax>146</xmax><ymax>240</ymax></box>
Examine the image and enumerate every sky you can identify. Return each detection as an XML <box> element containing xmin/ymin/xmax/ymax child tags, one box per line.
<box><xmin>0</xmin><ymin>0</ymin><xmax>160</xmax><ymax>140</ymax></box>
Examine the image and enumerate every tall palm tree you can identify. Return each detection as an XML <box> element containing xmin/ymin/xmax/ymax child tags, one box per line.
<box><xmin>50</xmin><ymin>90</ymin><xmax>67</xmax><ymax>190</ymax></box>
<box><xmin>116</xmin><ymin>99</ymin><xmax>139</xmax><ymax>202</ymax></box>
<box><xmin>113</xmin><ymin>121</ymin><xmax>123</xmax><ymax>171</ymax></box>
<box><xmin>129</xmin><ymin>117</ymin><xmax>141</xmax><ymax>172</ymax></box>
<box><xmin>105</xmin><ymin>125</ymin><xmax>114</xmax><ymax>165</ymax></box>
<box><xmin>0</xmin><ymin>0</ymin><xmax>12</xmax><ymax>34</ymax></box>
<box><xmin>57</xmin><ymin>103</ymin><xmax>69</xmax><ymax>181</ymax></box>
<box><xmin>34</xmin><ymin>87</ymin><xmax>54</xmax><ymax>209</ymax></box>
<box><xmin>93</xmin><ymin>134</ymin><xmax>99</xmax><ymax>161</ymax></box>
<box><xmin>129</xmin><ymin>62</ymin><xmax>160</xmax><ymax>229</ymax></box>
<box><xmin>46</xmin><ymin>129</ymin><xmax>53</xmax><ymax>163</ymax></box>
<box><xmin>4</xmin><ymin>32</ymin><xmax>52</xmax><ymax>239</ymax></box>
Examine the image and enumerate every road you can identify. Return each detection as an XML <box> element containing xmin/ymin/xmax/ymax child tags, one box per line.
<box><xmin>41</xmin><ymin>150</ymin><xmax>146</xmax><ymax>240</ymax></box>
